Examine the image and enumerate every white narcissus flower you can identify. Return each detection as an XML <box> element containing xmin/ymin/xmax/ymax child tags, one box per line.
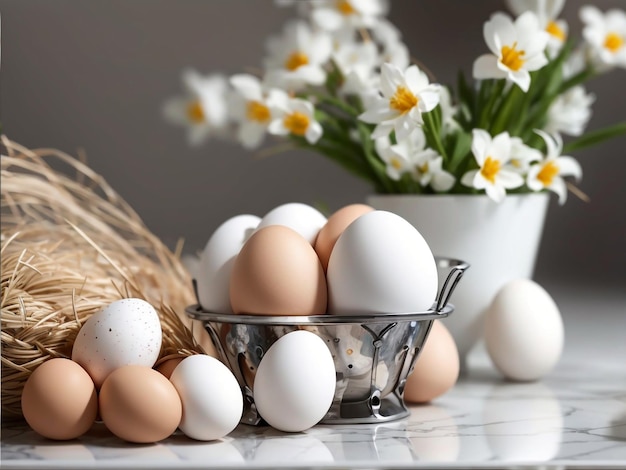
<box><xmin>264</xmin><ymin>20</ymin><xmax>332</xmax><ymax>91</ymax></box>
<box><xmin>371</xmin><ymin>19</ymin><xmax>411</xmax><ymax>70</ymax></box>
<box><xmin>461</xmin><ymin>129</ymin><xmax>524</xmax><ymax>203</ymax></box>
<box><xmin>506</xmin><ymin>0</ymin><xmax>567</xmax><ymax>57</ymax></box>
<box><xmin>311</xmin><ymin>0</ymin><xmax>387</xmax><ymax>32</ymax></box>
<box><xmin>580</xmin><ymin>6</ymin><xmax>626</xmax><ymax>69</ymax></box>
<box><xmin>527</xmin><ymin>130</ymin><xmax>582</xmax><ymax>204</ymax></box>
<box><xmin>375</xmin><ymin>129</ymin><xmax>455</xmax><ymax>191</ymax></box>
<box><xmin>229</xmin><ymin>74</ymin><xmax>289</xmax><ymax>149</ymax></box>
<box><xmin>332</xmin><ymin>38</ymin><xmax>379</xmax><ymax>96</ymax></box>
<box><xmin>375</xmin><ymin>135</ymin><xmax>413</xmax><ymax>181</ymax></box>
<box><xmin>545</xmin><ymin>85</ymin><xmax>595</xmax><ymax>137</ymax></box>
<box><xmin>359</xmin><ymin>63</ymin><xmax>441</xmax><ymax>141</ymax></box>
<box><xmin>509</xmin><ymin>136</ymin><xmax>542</xmax><ymax>174</ymax></box>
<box><xmin>163</xmin><ymin>69</ymin><xmax>230</xmax><ymax>146</ymax></box>
<box><xmin>268</xmin><ymin>96</ymin><xmax>323</xmax><ymax>144</ymax></box>
<box><xmin>473</xmin><ymin>11</ymin><xmax>550</xmax><ymax>92</ymax></box>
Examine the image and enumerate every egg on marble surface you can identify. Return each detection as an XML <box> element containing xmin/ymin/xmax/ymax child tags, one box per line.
<box><xmin>71</xmin><ymin>298</ymin><xmax>162</xmax><ymax>388</ymax></box>
<box><xmin>196</xmin><ymin>214</ymin><xmax>260</xmax><ymax>313</ymax></box>
<box><xmin>170</xmin><ymin>354</ymin><xmax>243</xmax><ymax>441</ymax></box>
<box><xmin>21</xmin><ymin>358</ymin><xmax>98</xmax><ymax>440</ymax></box>
<box><xmin>403</xmin><ymin>320</ymin><xmax>459</xmax><ymax>403</ymax></box>
<box><xmin>230</xmin><ymin>225</ymin><xmax>327</xmax><ymax>315</ymax></box>
<box><xmin>253</xmin><ymin>330</ymin><xmax>336</xmax><ymax>432</ymax></box>
<box><xmin>484</xmin><ymin>279</ymin><xmax>564</xmax><ymax>382</ymax></box>
<box><xmin>327</xmin><ymin>210</ymin><xmax>438</xmax><ymax>315</ymax></box>
<box><xmin>98</xmin><ymin>365</ymin><xmax>182</xmax><ymax>443</ymax></box>
<box><xmin>255</xmin><ymin>202</ymin><xmax>327</xmax><ymax>246</ymax></box>
<box><xmin>314</xmin><ymin>203</ymin><xmax>374</xmax><ymax>272</ymax></box>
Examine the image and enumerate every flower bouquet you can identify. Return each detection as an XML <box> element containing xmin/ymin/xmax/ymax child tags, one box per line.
<box><xmin>164</xmin><ymin>0</ymin><xmax>625</xmax><ymax>205</ymax></box>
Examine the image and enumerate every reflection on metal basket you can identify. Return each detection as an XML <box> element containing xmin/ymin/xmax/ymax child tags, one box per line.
<box><xmin>186</xmin><ymin>257</ymin><xmax>468</xmax><ymax>425</ymax></box>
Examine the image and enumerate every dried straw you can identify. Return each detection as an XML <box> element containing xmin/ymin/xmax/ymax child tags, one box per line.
<box><xmin>1</xmin><ymin>136</ymin><xmax>212</xmax><ymax>420</ymax></box>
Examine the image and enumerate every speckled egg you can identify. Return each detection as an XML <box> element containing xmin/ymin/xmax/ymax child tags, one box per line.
<box><xmin>71</xmin><ymin>298</ymin><xmax>162</xmax><ymax>388</ymax></box>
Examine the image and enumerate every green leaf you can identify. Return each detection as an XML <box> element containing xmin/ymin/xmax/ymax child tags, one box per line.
<box><xmin>563</xmin><ymin>122</ymin><xmax>626</xmax><ymax>153</ymax></box>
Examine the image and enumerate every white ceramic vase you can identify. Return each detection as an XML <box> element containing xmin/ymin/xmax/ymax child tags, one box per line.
<box><xmin>366</xmin><ymin>193</ymin><xmax>549</xmax><ymax>367</ymax></box>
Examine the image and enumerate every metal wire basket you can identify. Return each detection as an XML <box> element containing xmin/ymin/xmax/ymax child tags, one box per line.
<box><xmin>186</xmin><ymin>257</ymin><xmax>468</xmax><ymax>425</ymax></box>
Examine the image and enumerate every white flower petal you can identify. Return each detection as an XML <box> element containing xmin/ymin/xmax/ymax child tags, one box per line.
<box><xmin>268</xmin><ymin>118</ymin><xmax>289</xmax><ymax>136</ymax></box>
<box><xmin>371</xmin><ymin>122</ymin><xmax>395</xmax><ymax>139</ymax></box>
<box><xmin>431</xmin><ymin>171</ymin><xmax>456</xmax><ymax>192</ymax></box>
<box><xmin>238</xmin><ymin>122</ymin><xmax>266</xmax><ymax>149</ymax></box>
<box><xmin>508</xmin><ymin>68</ymin><xmax>531</xmax><ymax>92</ymax></box>
<box><xmin>312</xmin><ymin>8</ymin><xmax>344</xmax><ymax>31</ymax></box>
<box><xmin>556</xmin><ymin>156</ymin><xmax>583</xmax><ymax>180</ymax></box>
<box><xmin>486</xmin><ymin>182</ymin><xmax>506</xmax><ymax>202</ymax></box>
<box><xmin>471</xmin><ymin>129</ymin><xmax>492</xmax><ymax>164</ymax></box>
<box><xmin>417</xmin><ymin>85</ymin><xmax>442</xmax><ymax>112</ymax></box>
<box><xmin>461</xmin><ymin>169</ymin><xmax>479</xmax><ymax>188</ymax></box>
<box><xmin>305</xmin><ymin>121</ymin><xmax>323</xmax><ymax>144</ymax></box>
<box><xmin>230</xmin><ymin>74</ymin><xmax>263</xmax><ymax>101</ymax></box>
<box><xmin>490</xmin><ymin>132</ymin><xmax>512</xmax><ymax>162</ymax></box>
<box><xmin>549</xmin><ymin>177</ymin><xmax>568</xmax><ymax>204</ymax></box>
<box><xmin>498</xmin><ymin>169</ymin><xmax>525</xmax><ymax>189</ymax></box>
<box><xmin>485</xmin><ymin>13</ymin><xmax>516</xmax><ymax>55</ymax></box>
<box><xmin>473</xmin><ymin>54</ymin><xmax>507</xmax><ymax>79</ymax></box>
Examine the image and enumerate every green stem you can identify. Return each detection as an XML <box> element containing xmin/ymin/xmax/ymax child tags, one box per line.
<box><xmin>356</xmin><ymin>122</ymin><xmax>394</xmax><ymax>192</ymax></box>
<box><xmin>423</xmin><ymin>111</ymin><xmax>447</xmax><ymax>160</ymax></box>
<box><xmin>490</xmin><ymin>84</ymin><xmax>522</xmax><ymax>135</ymax></box>
<box><xmin>478</xmin><ymin>80</ymin><xmax>505</xmax><ymax>129</ymax></box>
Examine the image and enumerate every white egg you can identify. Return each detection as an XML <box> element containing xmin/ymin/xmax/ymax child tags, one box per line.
<box><xmin>170</xmin><ymin>354</ymin><xmax>243</xmax><ymax>441</ymax></box>
<box><xmin>71</xmin><ymin>298</ymin><xmax>162</xmax><ymax>388</ymax></box>
<box><xmin>327</xmin><ymin>210</ymin><xmax>438</xmax><ymax>315</ymax></box>
<box><xmin>255</xmin><ymin>202</ymin><xmax>327</xmax><ymax>245</ymax></box>
<box><xmin>196</xmin><ymin>214</ymin><xmax>260</xmax><ymax>313</ymax></box>
<box><xmin>484</xmin><ymin>279</ymin><xmax>564</xmax><ymax>381</ymax></box>
<box><xmin>253</xmin><ymin>330</ymin><xmax>336</xmax><ymax>432</ymax></box>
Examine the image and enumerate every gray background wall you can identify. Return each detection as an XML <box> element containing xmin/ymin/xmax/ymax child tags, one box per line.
<box><xmin>1</xmin><ymin>0</ymin><xmax>624</xmax><ymax>289</ymax></box>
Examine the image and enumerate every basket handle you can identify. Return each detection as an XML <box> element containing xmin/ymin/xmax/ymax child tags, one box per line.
<box><xmin>435</xmin><ymin>257</ymin><xmax>470</xmax><ymax>312</ymax></box>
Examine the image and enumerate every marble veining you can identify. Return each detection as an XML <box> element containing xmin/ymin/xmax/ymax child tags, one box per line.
<box><xmin>2</xmin><ymin>288</ymin><xmax>625</xmax><ymax>469</ymax></box>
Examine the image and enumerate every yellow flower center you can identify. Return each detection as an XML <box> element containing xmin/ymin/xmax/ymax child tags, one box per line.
<box><xmin>511</xmin><ymin>158</ymin><xmax>521</xmax><ymax>168</ymax></box>
<box><xmin>481</xmin><ymin>156</ymin><xmax>501</xmax><ymax>184</ymax></box>
<box><xmin>537</xmin><ymin>161</ymin><xmax>559</xmax><ymax>186</ymax></box>
<box><xmin>501</xmin><ymin>42</ymin><xmax>526</xmax><ymax>71</ymax></box>
<box><xmin>390</xmin><ymin>86</ymin><xmax>418</xmax><ymax>114</ymax></box>
<box><xmin>418</xmin><ymin>162</ymin><xmax>429</xmax><ymax>174</ymax></box>
<box><xmin>337</xmin><ymin>0</ymin><xmax>355</xmax><ymax>15</ymax></box>
<box><xmin>546</xmin><ymin>21</ymin><xmax>566</xmax><ymax>42</ymax></box>
<box><xmin>246</xmin><ymin>101</ymin><xmax>271</xmax><ymax>123</ymax></box>
<box><xmin>285</xmin><ymin>51</ymin><xmax>309</xmax><ymax>71</ymax></box>
<box><xmin>604</xmin><ymin>32</ymin><xmax>624</xmax><ymax>53</ymax></box>
<box><xmin>390</xmin><ymin>157</ymin><xmax>403</xmax><ymax>170</ymax></box>
<box><xmin>283</xmin><ymin>111</ymin><xmax>310</xmax><ymax>136</ymax></box>
<box><xmin>186</xmin><ymin>100</ymin><xmax>205</xmax><ymax>123</ymax></box>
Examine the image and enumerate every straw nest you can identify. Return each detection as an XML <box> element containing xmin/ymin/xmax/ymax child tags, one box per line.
<box><xmin>1</xmin><ymin>136</ymin><xmax>212</xmax><ymax>420</ymax></box>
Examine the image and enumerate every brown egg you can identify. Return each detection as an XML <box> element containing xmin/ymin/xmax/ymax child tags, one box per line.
<box><xmin>230</xmin><ymin>225</ymin><xmax>327</xmax><ymax>315</ymax></box>
<box><xmin>99</xmin><ymin>365</ymin><xmax>182</xmax><ymax>443</ymax></box>
<box><xmin>21</xmin><ymin>358</ymin><xmax>98</xmax><ymax>440</ymax></box>
<box><xmin>155</xmin><ymin>357</ymin><xmax>185</xmax><ymax>379</ymax></box>
<box><xmin>404</xmin><ymin>320</ymin><xmax>459</xmax><ymax>403</ymax></box>
<box><xmin>314</xmin><ymin>204</ymin><xmax>374</xmax><ymax>272</ymax></box>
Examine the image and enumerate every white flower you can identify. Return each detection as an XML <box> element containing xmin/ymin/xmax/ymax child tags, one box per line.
<box><xmin>506</xmin><ymin>0</ymin><xmax>567</xmax><ymax>57</ymax></box>
<box><xmin>371</xmin><ymin>19</ymin><xmax>411</xmax><ymax>69</ymax></box>
<box><xmin>461</xmin><ymin>129</ymin><xmax>524</xmax><ymax>203</ymax></box>
<box><xmin>268</xmin><ymin>96</ymin><xmax>323</xmax><ymax>144</ymax></box>
<box><xmin>229</xmin><ymin>74</ymin><xmax>289</xmax><ymax>149</ymax></box>
<box><xmin>359</xmin><ymin>63</ymin><xmax>441</xmax><ymax>141</ymax></box>
<box><xmin>311</xmin><ymin>0</ymin><xmax>387</xmax><ymax>32</ymax></box>
<box><xmin>527</xmin><ymin>130</ymin><xmax>582</xmax><ymax>204</ymax></box>
<box><xmin>473</xmin><ymin>11</ymin><xmax>550</xmax><ymax>92</ymax></box>
<box><xmin>509</xmin><ymin>136</ymin><xmax>542</xmax><ymax>173</ymax></box>
<box><xmin>580</xmin><ymin>6</ymin><xmax>626</xmax><ymax>69</ymax></box>
<box><xmin>375</xmin><ymin>135</ymin><xmax>413</xmax><ymax>181</ymax></box>
<box><xmin>332</xmin><ymin>38</ymin><xmax>379</xmax><ymax>95</ymax></box>
<box><xmin>264</xmin><ymin>20</ymin><xmax>333</xmax><ymax>91</ymax></box>
<box><xmin>375</xmin><ymin>129</ymin><xmax>455</xmax><ymax>191</ymax></box>
<box><xmin>163</xmin><ymin>69</ymin><xmax>230</xmax><ymax>146</ymax></box>
<box><xmin>545</xmin><ymin>86</ymin><xmax>595</xmax><ymax>137</ymax></box>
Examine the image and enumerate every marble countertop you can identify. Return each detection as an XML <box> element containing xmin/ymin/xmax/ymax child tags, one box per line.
<box><xmin>2</xmin><ymin>285</ymin><xmax>625</xmax><ymax>470</ymax></box>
